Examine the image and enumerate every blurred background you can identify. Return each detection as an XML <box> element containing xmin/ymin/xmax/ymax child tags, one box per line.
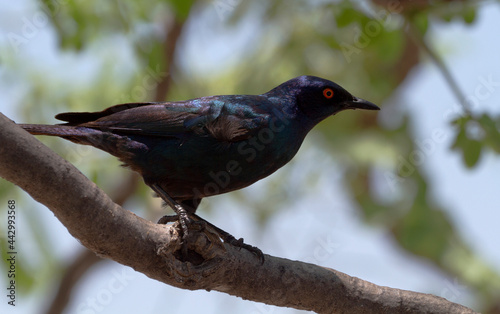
<box><xmin>1</xmin><ymin>0</ymin><xmax>500</xmax><ymax>313</ymax></box>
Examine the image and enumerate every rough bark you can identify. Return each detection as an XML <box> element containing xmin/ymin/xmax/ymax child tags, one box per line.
<box><xmin>0</xmin><ymin>113</ymin><xmax>476</xmax><ymax>314</ymax></box>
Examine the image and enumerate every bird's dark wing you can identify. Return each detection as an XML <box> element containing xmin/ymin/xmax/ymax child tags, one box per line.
<box><xmin>55</xmin><ymin>102</ymin><xmax>164</xmax><ymax>124</ymax></box>
<box><xmin>56</xmin><ymin>97</ymin><xmax>272</xmax><ymax>142</ymax></box>
<box><xmin>202</xmin><ymin>101</ymin><xmax>271</xmax><ymax>142</ymax></box>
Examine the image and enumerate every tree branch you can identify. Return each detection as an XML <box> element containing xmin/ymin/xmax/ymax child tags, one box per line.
<box><xmin>43</xmin><ymin>171</ymin><xmax>140</xmax><ymax>314</ymax></box>
<box><xmin>0</xmin><ymin>113</ymin><xmax>476</xmax><ymax>314</ymax></box>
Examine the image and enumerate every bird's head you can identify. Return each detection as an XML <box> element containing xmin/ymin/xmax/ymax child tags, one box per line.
<box><xmin>272</xmin><ymin>75</ymin><xmax>379</xmax><ymax>124</ymax></box>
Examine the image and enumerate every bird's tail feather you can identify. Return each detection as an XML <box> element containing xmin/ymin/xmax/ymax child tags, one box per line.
<box><xmin>18</xmin><ymin>124</ymin><xmax>144</xmax><ymax>163</ymax></box>
<box><xmin>18</xmin><ymin>124</ymin><xmax>108</xmax><ymax>147</ymax></box>
<box><xmin>19</xmin><ymin>124</ymin><xmax>86</xmax><ymax>137</ymax></box>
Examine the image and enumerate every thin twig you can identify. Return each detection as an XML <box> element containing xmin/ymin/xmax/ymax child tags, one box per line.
<box><xmin>407</xmin><ymin>20</ymin><xmax>472</xmax><ymax>117</ymax></box>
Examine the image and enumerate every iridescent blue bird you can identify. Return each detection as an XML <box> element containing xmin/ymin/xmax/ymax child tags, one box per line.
<box><xmin>20</xmin><ymin>75</ymin><xmax>379</xmax><ymax>259</ymax></box>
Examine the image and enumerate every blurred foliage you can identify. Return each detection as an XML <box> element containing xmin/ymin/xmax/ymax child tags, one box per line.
<box><xmin>348</xmin><ymin>117</ymin><xmax>500</xmax><ymax>304</ymax></box>
<box><xmin>1</xmin><ymin>0</ymin><xmax>500</xmax><ymax>312</ymax></box>
<box><xmin>452</xmin><ymin>114</ymin><xmax>500</xmax><ymax>168</ymax></box>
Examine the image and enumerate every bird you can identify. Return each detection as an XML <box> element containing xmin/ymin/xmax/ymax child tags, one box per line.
<box><xmin>19</xmin><ymin>75</ymin><xmax>379</xmax><ymax>260</ymax></box>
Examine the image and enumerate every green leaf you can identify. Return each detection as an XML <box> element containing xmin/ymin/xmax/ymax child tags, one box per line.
<box><xmin>463</xmin><ymin>139</ymin><xmax>482</xmax><ymax>168</ymax></box>
<box><xmin>372</xmin><ymin>30</ymin><xmax>404</xmax><ymax>62</ymax></box>
<box><xmin>393</xmin><ymin>203</ymin><xmax>452</xmax><ymax>261</ymax></box>
<box><xmin>451</xmin><ymin>115</ymin><xmax>471</xmax><ymax>127</ymax></box>
<box><xmin>451</xmin><ymin>116</ymin><xmax>484</xmax><ymax>168</ymax></box>
<box><xmin>478</xmin><ymin>114</ymin><xmax>500</xmax><ymax>153</ymax></box>
<box><xmin>167</xmin><ymin>0</ymin><xmax>195</xmax><ymax>20</ymax></box>
<box><xmin>451</xmin><ymin>120</ymin><xmax>467</xmax><ymax>149</ymax></box>
<box><xmin>462</xmin><ymin>7</ymin><xmax>477</xmax><ymax>24</ymax></box>
<box><xmin>334</xmin><ymin>6</ymin><xmax>367</xmax><ymax>28</ymax></box>
<box><xmin>451</xmin><ymin>129</ymin><xmax>482</xmax><ymax>168</ymax></box>
<box><xmin>412</xmin><ymin>13</ymin><xmax>429</xmax><ymax>35</ymax></box>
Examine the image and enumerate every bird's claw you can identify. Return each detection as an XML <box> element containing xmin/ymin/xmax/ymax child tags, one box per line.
<box><xmin>158</xmin><ymin>213</ymin><xmax>264</xmax><ymax>263</ymax></box>
<box><xmin>158</xmin><ymin>212</ymin><xmax>193</xmax><ymax>259</ymax></box>
<box><xmin>223</xmin><ymin>234</ymin><xmax>264</xmax><ymax>264</ymax></box>
<box><xmin>157</xmin><ymin>214</ymin><xmax>178</xmax><ymax>224</ymax></box>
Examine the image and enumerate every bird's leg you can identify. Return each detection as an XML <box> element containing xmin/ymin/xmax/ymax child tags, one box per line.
<box><xmin>149</xmin><ymin>183</ymin><xmax>191</xmax><ymax>257</ymax></box>
<box><xmin>149</xmin><ymin>183</ymin><xmax>264</xmax><ymax>263</ymax></box>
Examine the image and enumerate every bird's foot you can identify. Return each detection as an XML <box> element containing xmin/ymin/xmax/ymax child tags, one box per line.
<box><xmin>151</xmin><ymin>183</ymin><xmax>194</xmax><ymax>258</ymax></box>
<box><xmin>157</xmin><ymin>214</ymin><xmax>179</xmax><ymax>224</ymax></box>
<box><xmin>221</xmin><ymin>233</ymin><xmax>264</xmax><ymax>264</ymax></box>
<box><xmin>190</xmin><ymin>213</ymin><xmax>264</xmax><ymax>263</ymax></box>
<box><xmin>157</xmin><ymin>205</ymin><xmax>197</xmax><ymax>259</ymax></box>
<box><xmin>158</xmin><ymin>212</ymin><xmax>210</xmax><ymax>260</ymax></box>
<box><xmin>158</xmin><ymin>213</ymin><xmax>264</xmax><ymax>263</ymax></box>
<box><xmin>151</xmin><ymin>183</ymin><xmax>263</xmax><ymax>262</ymax></box>
<box><xmin>157</xmin><ymin>213</ymin><xmax>206</xmax><ymax>235</ymax></box>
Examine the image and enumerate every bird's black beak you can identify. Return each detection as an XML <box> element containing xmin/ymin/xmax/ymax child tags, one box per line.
<box><xmin>344</xmin><ymin>97</ymin><xmax>380</xmax><ymax>111</ymax></box>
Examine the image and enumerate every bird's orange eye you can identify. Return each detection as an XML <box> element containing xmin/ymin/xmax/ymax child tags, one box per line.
<box><xmin>323</xmin><ymin>88</ymin><xmax>334</xmax><ymax>99</ymax></box>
